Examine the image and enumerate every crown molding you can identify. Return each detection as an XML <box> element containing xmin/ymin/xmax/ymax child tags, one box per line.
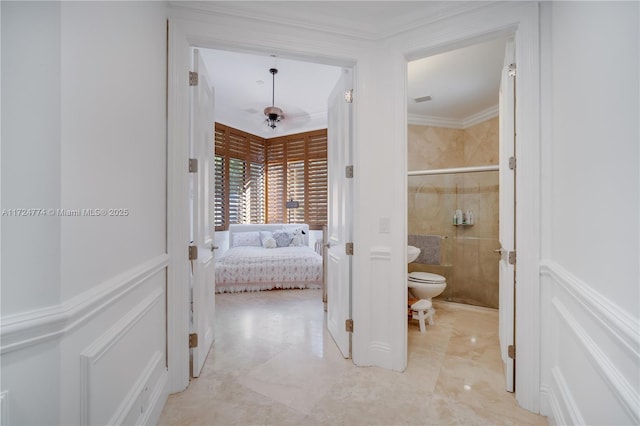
<box><xmin>463</xmin><ymin>105</ymin><xmax>499</xmax><ymax>128</ymax></box>
<box><xmin>407</xmin><ymin>114</ymin><xmax>463</xmax><ymax>129</ymax></box>
<box><xmin>408</xmin><ymin>104</ymin><xmax>498</xmax><ymax>129</ymax></box>
<box><xmin>168</xmin><ymin>1</ymin><xmax>494</xmax><ymax>42</ymax></box>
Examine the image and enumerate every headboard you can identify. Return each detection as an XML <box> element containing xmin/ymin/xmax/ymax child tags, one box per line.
<box><xmin>228</xmin><ymin>223</ymin><xmax>310</xmax><ymax>248</ymax></box>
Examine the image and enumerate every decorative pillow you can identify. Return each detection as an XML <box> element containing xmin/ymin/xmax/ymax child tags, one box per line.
<box><xmin>233</xmin><ymin>231</ymin><xmax>261</xmax><ymax>247</ymax></box>
<box><xmin>289</xmin><ymin>227</ymin><xmax>307</xmax><ymax>246</ymax></box>
<box><xmin>262</xmin><ymin>237</ymin><xmax>277</xmax><ymax>249</ymax></box>
<box><xmin>259</xmin><ymin>231</ymin><xmax>273</xmax><ymax>244</ymax></box>
<box><xmin>290</xmin><ymin>235</ymin><xmax>303</xmax><ymax>247</ymax></box>
<box><xmin>272</xmin><ymin>229</ymin><xmax>293</xmax><ymax>247</ymax></box>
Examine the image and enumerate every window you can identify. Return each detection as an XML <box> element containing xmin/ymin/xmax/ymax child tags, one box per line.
<box><xmin>215</xmin><ymin>123</ymin><xmax>327</xmax><ymax>231</ymax></box>
<box><xmin>266</xmin><ymin>130</ymin><xmax>328</xmax><ymax>230</ymax></box>
<box><xmin>214</xmin><ymin>124</ymin><xmax>265</xmax><ymax>231</ymax></box>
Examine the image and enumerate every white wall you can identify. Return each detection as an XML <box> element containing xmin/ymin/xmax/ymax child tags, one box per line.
<box><xmin>1</xmin><ymin>0</ymin><xmax>62</xmax><ymax>317</ymax></box>
<box><xmin>1</xmin><ymin>2</ymin><xmax>169</xmax><ymax>425</ymax></box>
<box><xmin>540</xmin><ymin>2</ymin><xmax>639</xmax><ymax>424</ymax></box>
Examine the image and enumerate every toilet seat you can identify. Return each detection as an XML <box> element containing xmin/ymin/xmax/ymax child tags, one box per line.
<box><xmin>408</xmin><ymin>271</ymin><xmax>446</xmax><ymax>284</ymax></box>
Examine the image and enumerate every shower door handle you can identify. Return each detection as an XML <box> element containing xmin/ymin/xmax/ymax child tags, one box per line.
<box><xmin>494</xmin><ymin>248</ymin><xmax>503</xmax><ymax>255</ymax></box>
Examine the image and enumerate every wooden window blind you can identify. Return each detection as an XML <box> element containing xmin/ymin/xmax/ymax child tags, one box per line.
<box><xmin>306</xmin><ymin>132</ymin><xmax>329</xmax><ymax>227</ymax></box>
<box><xmin>214</xmin><ymin>127</ymin><xmax>226</xmax><ymax>230</ymax></box>
<box><xmin>266</xmin><ymin>140</ymin><xmax>285</xmax><ymax>223</ymax></box>
<box><xmin>266</xmin><ymin>129</ymin><xmax>328</xmax><ymax>230</ymax></box>
<box><xmin>214</xmin><ymin>123</ymin><xmax>266</xmax><ymax>231</ymax></box>
<box><xmin>214</xmin><ymin>123</ymin><xmax>327</xmax><ymax>231</ymax></box>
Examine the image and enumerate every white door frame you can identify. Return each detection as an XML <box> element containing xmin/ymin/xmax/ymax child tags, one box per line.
<box><xmin>166</xmin><ymin>18</ymin><xmax>358</xmax><ymax>394</ymax></box>
<box><xmin>167</xmin><ymin>20</ymin><xmax>192</xmax><ymax>392</ymax></box>
<box><xmin>326</xmin><ymin>68</ymin><xmax>354</xmax><ymax>359</ymax></box>
<box><xmin>400</xmin><ymin>3</ymin><xmax>541</xmax><ymax>412</ymax></box>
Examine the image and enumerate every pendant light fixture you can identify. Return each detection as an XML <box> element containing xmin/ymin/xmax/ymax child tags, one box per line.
<box><xmin>264</xmin><ymin>68</ymin><xmax>284</xmax><ymax>129</ymax></box>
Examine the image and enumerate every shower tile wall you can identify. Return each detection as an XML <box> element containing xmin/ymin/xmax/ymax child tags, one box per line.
<box><xmin>408</xmin><ymin>117</ymin><xmax>499</xmax><ymax>308</ymax></box>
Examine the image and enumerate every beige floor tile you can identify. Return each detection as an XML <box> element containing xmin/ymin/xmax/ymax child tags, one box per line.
<box><xmin>237</xmin><ymin>347</ymin><xmax>351</xmax><ymax>415</ymax></box>
<box><xmin>158</xmin><ymin>289</ymin><xmax>547</xmax><ymax>426</ymax></box>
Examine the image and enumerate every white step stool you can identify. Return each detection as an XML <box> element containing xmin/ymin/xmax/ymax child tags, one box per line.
<box><xmin>410</xmin><ymin>299</ymin><xmax>435</xmax><ymax>333</ymax></box>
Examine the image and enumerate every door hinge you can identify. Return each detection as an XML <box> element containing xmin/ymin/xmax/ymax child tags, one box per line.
<box><xmin>344</xmin><ymin>89</ymin><xmax>353</xmax><ymax>103</ymax></box>
<box><xmin>189</xmin><ymin>245</ymin><xmax>198</xmax><ymax>260</ymax></box>
<box><xmin>189</xmin><ymin>158</ymin><xmax>198</xmax><ymax>173</ymax></box>
<box><xmin>189</xmin><ymin>71</ymin><xmax>198</xmax><ymax>86</ymax></box>
<box><xmin>508</xmin><ymin>251</ymin><xmax>516</xmax><ymax>265</ymax></box>
<box><xmin>508</xmin><ymin>344</ymin><xmax>515</xmax><ymax>359</ymax></box>
<box><xmin>345</xmin><ymin>242</ymin><xmax>354</xmax><ymax>256</ymax></box>
<box><xmin>189</xmin><ymin>333</ymin><xmax>198</xmax><ymax>348</ymax></box>
<box><xmin>345</xmin><ymin>319</ymin><xmax>354</xmax><ymax>332</ymax></box>
<box><xmin>345</xmin><ymin>165</ymin><xmax>354</xmax><ymax>179</ymax></box>
<box><xmin>508</xmin><ymin>63</ymin><xmax>516</xmax><ymax>77</ymax></box>
<box><xmin>508</xmin><ymin>156</ymin><xmax>516</xmax><ymax>170</ymax></box>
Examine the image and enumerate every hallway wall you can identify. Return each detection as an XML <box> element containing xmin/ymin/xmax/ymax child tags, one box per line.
<box><xmin>539</xmin><ymin>2</ymin><xmax>639</xmax><ymax>424</ymax></box>
<box><xmin>1</xmin><ymin>2</ymin><xmax>169</xmax><ymax>424</ymax></box>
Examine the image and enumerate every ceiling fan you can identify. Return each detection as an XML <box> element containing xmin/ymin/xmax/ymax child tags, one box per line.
<box><xmin>264</xmin><ymin>68</ymin><xmax>284</xmax><ymax>129</ymax></box>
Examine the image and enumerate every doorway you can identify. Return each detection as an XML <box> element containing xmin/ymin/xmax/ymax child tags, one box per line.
<box><xmin>197</xmin><ymin>46</ymin><xmax>353</xmax><ymax>358</ymax></box>
<box><xmin>166</xmin><ymin>25</ymin><xmax>357</xmax><ymax>392</ymax></box>
<box><xmin>405</xmin><ymin>35</ymin><xmax>515</xmax><ymax>390</ymax></box>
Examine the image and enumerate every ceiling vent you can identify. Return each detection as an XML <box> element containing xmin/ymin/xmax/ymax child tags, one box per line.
<box><xmin>413</xmin><ymin>95</ymin><xmax>432</xmax><ymax>103</ymax></box>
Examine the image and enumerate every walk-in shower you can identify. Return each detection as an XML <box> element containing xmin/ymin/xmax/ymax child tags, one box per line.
<box><xmin>408</xmin><ymin>165</ymin><xmax>499</xmax><ymax>309</ymax></box>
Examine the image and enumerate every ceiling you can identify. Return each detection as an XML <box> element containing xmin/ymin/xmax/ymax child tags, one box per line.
<box><xmin>189</xmin><ymin>2</ymin><xmax>508</xmax><ymax>137</ymax></box>
<box><xmin>199</xmin><ymin>49</ymin><xmax>343</xmax><ymax>138</ymax></box>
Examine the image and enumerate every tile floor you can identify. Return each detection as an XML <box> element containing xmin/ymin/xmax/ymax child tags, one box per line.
<box><xmin>159</xmin><ymin>289</ymin><xmax>547</xmax><ymax>425</ymax></box>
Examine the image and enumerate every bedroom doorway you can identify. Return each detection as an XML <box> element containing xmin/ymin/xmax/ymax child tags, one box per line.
<box><xmin>189</xmin><ymin>46</ymin><xmax>355</xmax><ymax>365</ymax></box>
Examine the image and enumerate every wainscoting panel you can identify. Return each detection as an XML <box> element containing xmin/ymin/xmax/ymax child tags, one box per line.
<box><xmin>0</xmin><ymin>254</ymin><xmax>169</xmax><ymax>355</ymax></box>
<box><xmin>540</xmin><ymin>261</ymin><xmax>640</xmax><ymax>425</ymax></box>
<box><xmin>368</xmin><ymin>247</ymin><xmax>394</xmax><ymax>365</ymax></box>
<box><xmin>0</xmin><ymin>391</ymin><xmax>8</xmax><ymax>426</ymax></box>
<box><xmin>80</xmin><ymin>288</ymin><xmax>166</xmax><ymax>426</ymax></box>
<box><xmin>1</xmin><ymin>255</ymin><xmax>169</xmax><ymax>425</ymax></box>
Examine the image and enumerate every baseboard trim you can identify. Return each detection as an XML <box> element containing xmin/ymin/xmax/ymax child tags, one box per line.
<box><xmin>550</xmin><ymin>365</ymin><xmax>584</xmax><ymax>426</ymax></box>
<box><xmin>0</xmin><ymin>254</ymin><xmax>169</xmax><ymax>354</ymax></box>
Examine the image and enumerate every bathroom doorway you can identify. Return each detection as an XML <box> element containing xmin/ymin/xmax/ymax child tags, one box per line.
<box><xmin>406</xmin><ymin>34</ymin><xmax>515</xmax><ymax>388</ymax></box>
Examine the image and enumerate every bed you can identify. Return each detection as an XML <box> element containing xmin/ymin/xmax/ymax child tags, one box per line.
<box><xmin>215</xmin><ymin>224</ymin><xmax>323</xmax><ymax>293</ymax></box>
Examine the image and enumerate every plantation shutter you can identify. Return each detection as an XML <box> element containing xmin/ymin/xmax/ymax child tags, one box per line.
<box><xmin>306</xmin><ymin>131</ymin><xmax>328</xmax><ymax>227</ymax></box>
<box><xmin>214</xmin><ymin>123</ymin><xmax>266</xmax><ymax>230</ymax></box>
<box><xmin>214</xmin><ymin>125</ymin><xmax>226</xmax><ymax>230</ymax></box>
<box><xmin>215</xmin><ymin>123</ymin><xmax>327</xmax><ymax>231</ymax></box>
<box><xmin>227</xmin><ymin>131</ymin><xmax>247</xmax><ymax>224</ymax></box>
<box><xmin>266</xmin><ymin>140</ymin><xmax>285</xmax><ymax>223</ymax></box>
<box><xmin>286</xmin><ymin>136</ymin><xmax>306</xmax><ymax>224</ymax></box>
<box><xmin>265</xmin><ymin>129</ymin><xmax>327</xmax><ymax>229</ymax></box>
<box><xmin>247</xmin><ymin>136</ymin><xmax>265</xmax><ymax>224</ymax></box>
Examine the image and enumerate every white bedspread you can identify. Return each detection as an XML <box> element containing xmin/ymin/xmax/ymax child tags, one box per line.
<box><xmin>215</xmin><ymin>246</ymin><xmax>323</xmax><ymax>293</ymax></box>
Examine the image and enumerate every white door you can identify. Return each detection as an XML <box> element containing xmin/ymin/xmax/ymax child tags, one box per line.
<box><xmin>326</xmin><ymin>68</ymin><xmax>353</xmax><ymax>358</ymax></box>
<box><xmin>189</xmin><ymin>48</ymin><xmax>216</xmax><ymax>378</ymax></box>
<box><xmin>498</xmin><ymin>39</ymin><xmax>516</xmax><ymax>393</ymax></box>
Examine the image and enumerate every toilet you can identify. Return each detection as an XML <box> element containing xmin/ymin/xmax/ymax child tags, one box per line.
<box><xmin>407</xmin><ymin>271</ymin><xmax>447</xmax><ymax>301</ymax></box>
